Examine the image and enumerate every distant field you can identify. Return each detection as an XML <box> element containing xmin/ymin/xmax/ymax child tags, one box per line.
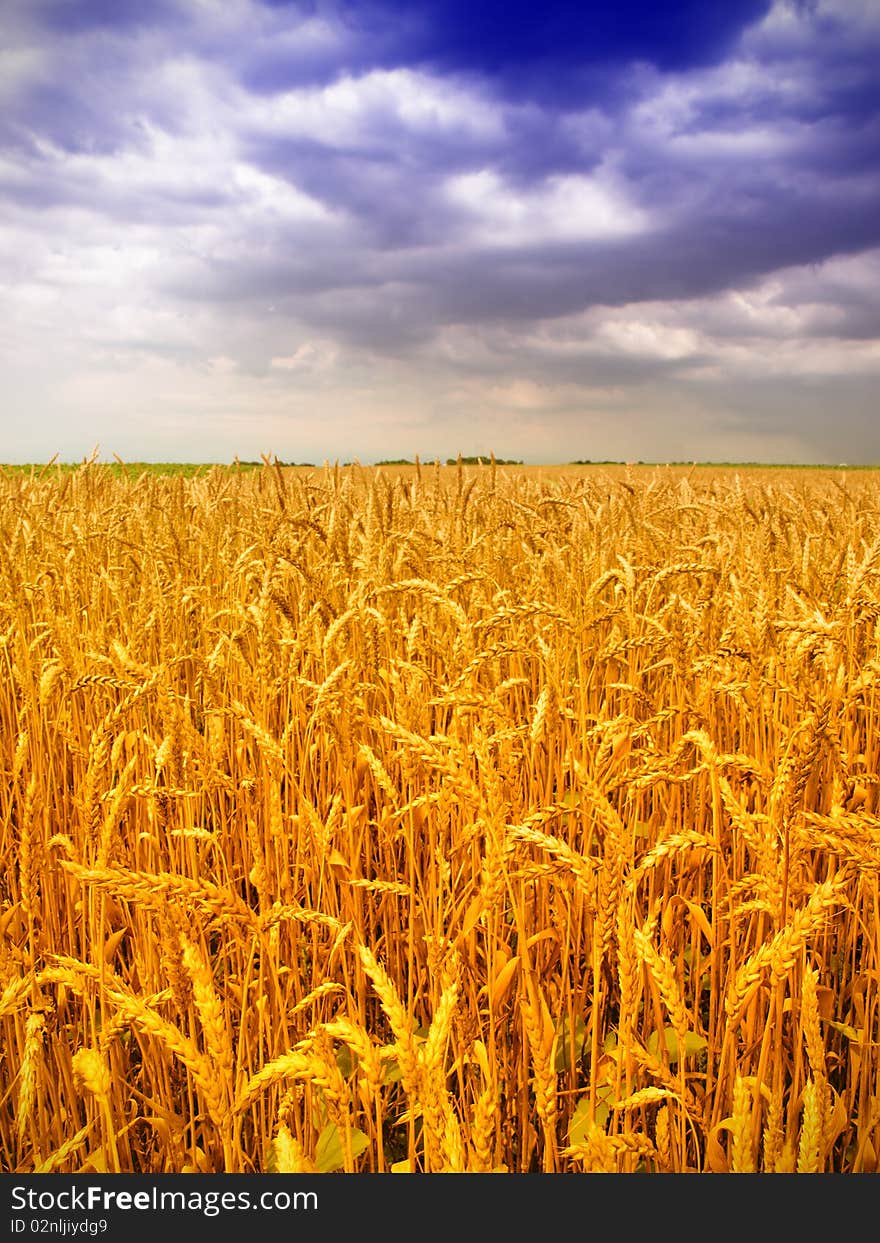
<box><xmin>1</xmin><ymin>458</ymin><xmax>878</xmax><ymax>481</ymax></box>
<box><xmin>1</xmin><ymin>459</ymin><xmax>879</xmax><ymax>1174</ymax></box>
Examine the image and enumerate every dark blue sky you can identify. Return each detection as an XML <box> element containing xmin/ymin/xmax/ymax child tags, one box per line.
<box><xmin>2</xmin><ymin>0</ymin><xmax>879</xmax><ymax>462</ymax></box>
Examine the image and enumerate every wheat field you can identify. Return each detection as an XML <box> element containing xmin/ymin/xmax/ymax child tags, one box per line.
<box><xmin>1</xmin><ymin>458</ymin><xmax>878</xmax><ymax>1174</ymax></box>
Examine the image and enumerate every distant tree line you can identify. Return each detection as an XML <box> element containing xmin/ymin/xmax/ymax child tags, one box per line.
<box><xmin>373</xmin><ymin>456</ymin><xmax>524</xmax><ymax>466</ymax></box>
<box><xmin>447</xmin><ymin>456</ymin><xmax>523</xmax><ymax>465</ymax></box>
<box><xmin>235</xmin><ymin>460</ymin><xmax>316</xmax><ymax>467</ymax></box>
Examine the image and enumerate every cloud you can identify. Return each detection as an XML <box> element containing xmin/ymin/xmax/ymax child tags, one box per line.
<box><xmin>0</xmin><ymin>0</ymin><xmax>878</xmax><ymax>462</ymax></box>
<box><xmin>444</xmin><ymin>168</ymin><xmax>651</xmax><ymax>246</ymax></box>
<box><xmin>241</xmin><ymin>0</ymin><xmax>774</xmax><ymax>100</ymax></box>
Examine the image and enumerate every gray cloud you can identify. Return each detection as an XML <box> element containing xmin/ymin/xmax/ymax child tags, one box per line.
<box><xmin>0</xmin><ymin>0</ymin><xmax>878</xmax><ymax>463</ymax></box>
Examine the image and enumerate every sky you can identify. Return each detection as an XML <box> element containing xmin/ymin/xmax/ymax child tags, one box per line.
<box><xmin>1</xmin><ymin>0</ymin><xmax>879</xmax><ymax>465</ymax></box>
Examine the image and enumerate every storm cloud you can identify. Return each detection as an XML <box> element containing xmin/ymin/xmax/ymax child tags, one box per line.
<box><xmin>1</xmin><ymin>0</ymin><xmax>878</xmax><ymax>463</ymax></box>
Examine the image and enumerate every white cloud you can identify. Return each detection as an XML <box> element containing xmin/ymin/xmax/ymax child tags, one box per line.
<box><xmin>270</xmin><ymin>341</ymin><xmax>339</xmax><ymax>371</ymax></box>
<box><xmin>231</xmin><ymin>162</ymin><xmax>339</xmax><ymax>223</ymax></box>
<box><xmin>248</xmin><ymin>67</ymin><xmax>504</xmax><ymax>147</ymax></box>
<box><xmin>445</xmin><ymin>168</ymin><xmax>651</xmax><ymax>245</ymax></box>
<box><xmin>595</xmin><ymin>319</ymin><xmax>701</xmax><ymax>360</ymax></box>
